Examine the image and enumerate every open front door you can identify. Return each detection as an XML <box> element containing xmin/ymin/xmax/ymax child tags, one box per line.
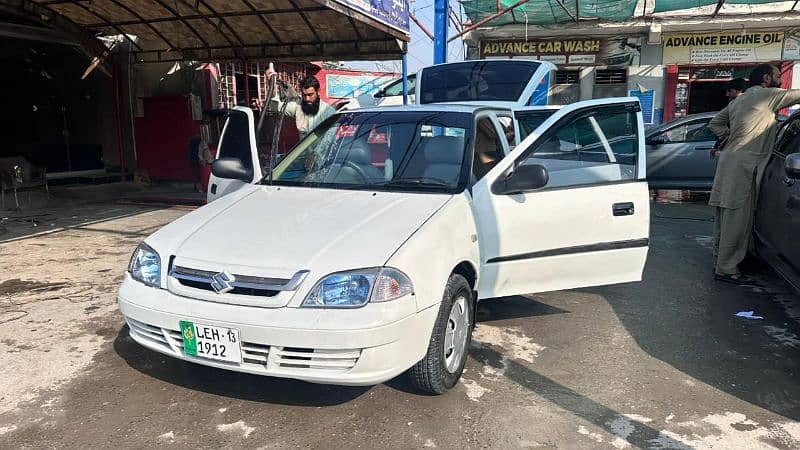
<box><xmin>472</xmin><ymin>98</ymin><xmax>650</xmax><ymax>299</ymax></box>
<box><xmin>207</xmin><ymin>107</ymin><xmax>263</xmax><ymax>203</ymax></box>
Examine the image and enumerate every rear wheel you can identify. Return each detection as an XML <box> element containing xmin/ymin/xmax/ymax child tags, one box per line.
<box><xmin>410</xmin><ymin>274</ymin><xmax>473</xmax><ymax>394</ymax></box>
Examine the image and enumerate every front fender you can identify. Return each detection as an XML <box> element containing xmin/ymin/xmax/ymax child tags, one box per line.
<box><xmin>385</xmin><ymin>193</ymin><xmax>480</xmax><ymax>311</ymax></box>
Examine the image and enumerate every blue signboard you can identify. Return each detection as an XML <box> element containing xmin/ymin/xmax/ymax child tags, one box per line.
<box><xmin>335</xmin><ymin>0</ymin><xmax>410</xmax><ymax>33</ymax></box>
<box><xmin>529</xmin><ymin>72</ymin><xmax>550</xmax><ymax>106</ymax></box>
<box><xmin>326</xmin><ymin>74</ymin><xmax>388</xmax><ymax>98</ymax></box>
<box><xmin>629</xmin><ymin>90</ymin><xmax>655</xmax><ymax>124</ymax></box>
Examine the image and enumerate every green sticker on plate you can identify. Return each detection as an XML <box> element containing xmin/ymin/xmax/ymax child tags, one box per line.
<box><xmin>179</xmin><ymin>321</ymin><xmax>197</xmax><ymax>356</ymax></box>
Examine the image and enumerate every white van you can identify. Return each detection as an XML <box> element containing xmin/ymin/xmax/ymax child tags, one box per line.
<box><xmin>119</xmin><ymin>61</ymin><xmax>649</xmax><ymax>393</ymax></box>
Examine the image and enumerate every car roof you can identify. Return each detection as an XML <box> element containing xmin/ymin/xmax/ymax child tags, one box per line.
<box><xmin>341</xmin><ymin>103</ymin><xmax>513</xmax><ymax>114</ymax></box>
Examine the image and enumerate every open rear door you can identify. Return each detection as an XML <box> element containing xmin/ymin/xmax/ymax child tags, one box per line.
<box><xmin>207</xmin><ymin>107</ymin><xmax>263</xmax><ymax>203</ymax></box>
<box><xmin>416</xmin><ymin>60</ymin><xmax>556</xmax><ymax>107</ymax></box>
<box><xmin>472</xmin><ymin>98</ymin><xmax>650</xmax><ymax>299</ymax></box>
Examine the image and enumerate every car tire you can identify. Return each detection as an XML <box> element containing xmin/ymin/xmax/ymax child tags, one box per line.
<box><xmin>410</xmin><ymin>273</ymin><xmax>473</xmax><ymax>394</ymax></box>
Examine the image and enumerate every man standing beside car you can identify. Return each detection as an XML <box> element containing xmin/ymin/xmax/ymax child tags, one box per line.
<box><xmin>708</xmin><ymin>64</ymin><xmax>800</xmax><ymax>284</ymax></box>
<box><xmin>265</xmin><ymin>70</ymin><xmax>335</xmax><ymax>140</ymax></box>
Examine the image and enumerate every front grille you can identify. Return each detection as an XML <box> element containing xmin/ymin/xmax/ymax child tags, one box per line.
<box><xmin>169</xmin><ymin>265</ymin><xmax>308</xmax><ymax>298</ymax></box>
<box><xmin>274</xmin><ymin>347</ymin><xmax>361</xmax><ymax>371</ymax></box>
<box><xmin>127</xmin><ymin>318</ymin><xmax>171</xmax><ymax>352</ymax></box>
<box><xmin>127</xmin><ymin>319</ymin><xmax>360</xmax><ymax>374</ymax></box>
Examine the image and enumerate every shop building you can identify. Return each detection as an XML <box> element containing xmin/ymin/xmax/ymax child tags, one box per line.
<box><xmin>462</xmin><ymin>1</ymin><xmax>800</xmax><ymax>124</ymax></box>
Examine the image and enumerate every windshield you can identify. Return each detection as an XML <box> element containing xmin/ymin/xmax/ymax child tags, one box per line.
<box><xmin>267</xmin><ymin>111</ymin><xmax>473</xmax><ymax>193</ymax></box>
<box><xmin>419</xmin><ymin>61</ymin><xmax>541</xmax><ymax>104</ymax></box>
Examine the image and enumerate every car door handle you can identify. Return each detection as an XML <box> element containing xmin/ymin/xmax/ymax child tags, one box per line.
<box><xmin>613</xmin><ymin>202</ymin><xmax>635</xmax><ymax>216</ymax></box>
<box><xmin>694</xmin><ymin>145</ymin><xmax>714</xmax><ymax>150</ymax></box>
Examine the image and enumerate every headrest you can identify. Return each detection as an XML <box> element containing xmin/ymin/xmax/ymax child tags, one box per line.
<box><xmin>422</xmin><ymin>136</ymin><xmax>464</xmax><ymax>164</ymax></box>
<box><xmin>345</xmin><ymin>141</ymin><xmax>373</xmax><ymax>164</ymax></box>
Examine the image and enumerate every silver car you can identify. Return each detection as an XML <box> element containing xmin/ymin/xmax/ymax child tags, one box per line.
<box><xmin>755</xmin><ymin>113</ymin><xmax>800</xmax><ymax>292</ymax></box>
<box><xmin>645</xmin><ymin>113</ymin><xmax>719</xmax><ymax>190</ymax></box>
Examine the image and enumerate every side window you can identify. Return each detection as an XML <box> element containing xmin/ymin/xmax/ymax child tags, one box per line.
<box><xmin>473</xmin><ymin>117</ymin><xmax>503</xmax><ymax>181</ymax></box>
<box><xmin>518</xmin><ymin>107</ymin><xmax>638</xmax><ymax>188</ymax></box>
<box><xmin>217</xmin><ymin>110</ymin><xmax>254</xmax><ymax>172</ymax></box>
<box><xmin>662</xmin><ymin>121</ymin><xmax>715</xmax><ymax>143</ymax></box>
<box><xmin>496</xmin><ymin>115</ymin><xmax>515</xmax><ymax>149</ymax></box>
<box><xmin>515</xmin><ymin>110</ymin><xmax>557</xmax><ymax>141</ymax></box>
<box><xmin>377</xmin><ymin>75</ymin><xmax>416</xmax><ymax>98</ymax></box>
<box><xmin>777</xmin><ymin>120</ymin><xmax>800</xmax><ymax>155</ymax></box>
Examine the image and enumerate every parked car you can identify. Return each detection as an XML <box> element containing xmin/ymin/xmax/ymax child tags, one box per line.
<box><xmin>119</xmin><ymin>60</ymin><xmax>649</xmax><ymax>394</ymax></box>
<box><xmin>645</xmin><ymin>112</ymin><xmax>719</xmax><ymax>190</ymax></box>
<box><xmin>645</xmin><ymin>112</ymin><xmax>789</xmax><ymax>190</ymax></box>
<box><xmin>754</xmin><ymin>112</ymin><xmax>800</xmax><ymax>292</ymax></box>
<box><xmin>343</xmin><ymin>74</ymin><xmax>417</xmax><ymax>110</ymax></box>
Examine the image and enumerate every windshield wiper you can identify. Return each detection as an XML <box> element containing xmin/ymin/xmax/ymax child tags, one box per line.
<box><xmin>383</xmin><ymin>177</ymin><xmax>452</xmax><ymax>188</ymax></box>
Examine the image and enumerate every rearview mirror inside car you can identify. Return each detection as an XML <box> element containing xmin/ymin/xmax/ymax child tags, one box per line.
<box><xmin>785</xmin><ymin>153</ymin><xmax>800</xmax><ymax>179</ymax></box>
<box><xmin>492</xmin><ymin>164</ymin><xmax>549</xmax><ymax>195</ymax></box>
<box><xmin>212</xmin><ymin>157</ymin><xmax>254</xmax><ymax>183</ymax></box>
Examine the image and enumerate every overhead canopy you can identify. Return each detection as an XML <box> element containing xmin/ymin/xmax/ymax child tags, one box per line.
<box><xmin>461</xmin><ymin>0</ymin><xmax>797</xmax><ymax>26</ymax></box>
<box><xmin>18</xmin><ymin>0</ymin><xmax>409</xmax><ymax>62</ymax></box>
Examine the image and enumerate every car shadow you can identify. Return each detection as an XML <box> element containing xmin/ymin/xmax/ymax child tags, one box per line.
<box><xmin>475</xmin><ymin>294</ymin><xmax>570</xmax><ymax>323</ymax></box>
<box><xmin>470</xmin><ymin>344</ymin><xmax>689</xmax><ymax>449</ymax></box>
<box><xmin>585</xmin><ymin>211</ymin><xmax>800</xmax><ymax>421</ymax></box>
<box><xmin>113</xmin><ymin>326</ymin><xmax>371</xmax><ymax>407</ymax></box>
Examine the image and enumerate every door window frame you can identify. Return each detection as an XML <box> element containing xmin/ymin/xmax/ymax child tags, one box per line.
<box><xmin>471</xmin><ymin>111</ymin><xmax>510</xmax><ymax>184</ymax></box>
<box><xmin>657</xmin><ymin>118</ymin><xmax>715</xmax><ymax>144</ymax></box>
<box><xmin>492</xmin><ymin>102</ymin><xmax>644</xmax><ymax>194</ymax></box>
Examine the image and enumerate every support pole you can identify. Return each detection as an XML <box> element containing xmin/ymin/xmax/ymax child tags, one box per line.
<box><xmin>434</xmin><ymin>0</ymin><xmax>449</xmax><ymax>64</ymax></box>
<box><xmin>243</xmin><ymin>62</ymin><xmax>251</xmax><ymax>107</ymax></box>
<box><xmin>410</xmin><ymin>13</ymin><xmax>434</xmax><ymax>40</ymax></box>
<box><xmin>402</xmin><ymin>53</ymin><xmax>409</xmax><ymax>105</ymax></box>
<box><xmin>113</xmin><ymin>59</ymin><xmax>126</xmax><ymax>182</ymax></box>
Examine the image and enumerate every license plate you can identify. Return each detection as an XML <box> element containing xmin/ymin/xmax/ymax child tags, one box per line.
<box><xmin>179</xmin><ymin>321</ymin><xmax>242</xmax><ymax>364</ymax></box>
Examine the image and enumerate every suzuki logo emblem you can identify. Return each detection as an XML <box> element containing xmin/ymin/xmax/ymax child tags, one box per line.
<box><xmin>211</xmin><ymin>271</ymin><xmax>235</xmax><ymax>294</ymax></box>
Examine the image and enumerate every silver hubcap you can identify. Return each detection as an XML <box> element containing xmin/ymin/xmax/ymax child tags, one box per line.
<box><xmin>443</xmin><ymin>295</ymin><xmax>469</xmax><ymax>373</ymax></box>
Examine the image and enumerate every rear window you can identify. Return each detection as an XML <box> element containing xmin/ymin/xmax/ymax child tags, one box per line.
<box><xmin>419</xmin><ymin>61</ymin><xmax>541</xmax><ymax>104</ymax></box>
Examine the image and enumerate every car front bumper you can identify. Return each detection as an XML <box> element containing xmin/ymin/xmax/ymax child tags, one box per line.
<box><xmin>117</xmin><ymin>275</ymin><xmax>439</xmax><ymax>386</ymax></box>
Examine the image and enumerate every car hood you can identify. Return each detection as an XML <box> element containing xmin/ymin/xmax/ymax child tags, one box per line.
<box><xmin>155</xmin><ymin>185</ymin><xmax>452</xmax><ymax>279</ymax></box>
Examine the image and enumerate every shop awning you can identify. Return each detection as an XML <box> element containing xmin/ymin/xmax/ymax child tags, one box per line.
<box><xmin>461</xmin><ymin>0</ymin><xmax>798</xmax><ymax>27</ymax></box>
<box><xmin>8</xmin><ymin>0</ymin><xmax>409</xmax><ymax>63</ymax></box>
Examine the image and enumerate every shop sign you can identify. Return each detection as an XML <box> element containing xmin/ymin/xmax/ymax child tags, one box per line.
<box><xmin>326</xmin><ymin>74</ymin><xmax>386</xmax><ymax>98</ymax></box>
<box><xmin>662</xmin><ymin>31</ymin><xmax>784</xmax><ymax>64</ymax></box>
<box><xmin>783</xmin><ymin>31</ymin><xmax>800</xmax><ymax>60</ymax></box>
<box><xmin>480</xmin><ymin>37</ymin><xmax>641</xmax><ymax>66</ymax></box>
<box><xmin>333</xmin><ymin>0</ymin><xmax>409</xmax><ymax>33</ymax></box>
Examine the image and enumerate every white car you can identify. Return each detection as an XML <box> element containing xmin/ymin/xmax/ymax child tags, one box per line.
<box><xmin>344</xmin><ymin>74</ymin><xmax>417</xmax><ymax>110</ymax></box>
<box><xmin>119</xmin><ymin>61</ymin><xmax>650</xmax><ymax>393</ymax></box>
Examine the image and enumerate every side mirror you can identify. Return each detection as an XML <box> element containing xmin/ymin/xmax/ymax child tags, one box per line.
<box><xmin>492</xmin><ymin>164</ymin><xmax>549</xmax><ymax>195</ymax></box>
<box><xmin>646</xmin><ymin>135</ymin><xmax>667</xmax><ymax>146</ymax></box>
<box><xmin>785</xmin><ymin>153</ymin><xmax>800</xmax><ymax>179</ymax></box>
<box><xmin>211</xmin><ymin>157</ymin><xmax>253</xmax><ymax>182</ymax></box>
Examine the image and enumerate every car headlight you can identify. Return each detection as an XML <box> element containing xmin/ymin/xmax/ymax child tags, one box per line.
<box><xmin>301</xmin><ymin>267</ymin><xmax>413</xmax><ymax>308</ymax></box>
<box><xmin>128</xmin><ymin>243</ymin><xmax>162</xmax><ymax>288</ymax></box>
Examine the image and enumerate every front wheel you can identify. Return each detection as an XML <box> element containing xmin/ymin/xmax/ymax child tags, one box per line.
<box><xmin>410</xmin><ymin>274</ymin><xmax>473</xmax><ymax>394</ymax></box>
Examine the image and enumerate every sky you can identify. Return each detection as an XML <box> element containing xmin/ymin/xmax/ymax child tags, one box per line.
<box><xmin>344</xmin><ymin>0</ymin><xmax>466</xmax><ymax>74</ymax></box>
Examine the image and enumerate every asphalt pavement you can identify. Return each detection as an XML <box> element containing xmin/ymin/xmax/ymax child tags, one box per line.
<box><xmin>1</xmin><ymin>200</ymin><xmax>799</xmax><ymax>449</ymax></box>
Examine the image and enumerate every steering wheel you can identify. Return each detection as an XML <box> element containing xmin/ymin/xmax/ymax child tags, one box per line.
<box><xmin>343</xmin><ymin>160</ymin><xmax>370</xmax><ymax>182</ymax></box>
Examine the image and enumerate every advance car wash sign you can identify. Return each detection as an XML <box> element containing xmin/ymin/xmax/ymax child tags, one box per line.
<box><xmin>480</xmin><ymin>37</ymin><xmax>641</xmax><ymax>66</ymax></box>
<box><xmin>663</xmin><ymin>31</ymin><xmax>784</xmax><ymax>64</ymax></box>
